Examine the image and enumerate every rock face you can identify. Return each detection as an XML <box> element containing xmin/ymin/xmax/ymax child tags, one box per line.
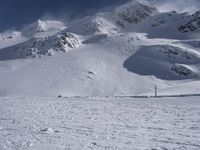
<box><xmin>178</xmin><ymin>11</ymin><xmax>200</xmax><ymax>33</ymax></box>
<box><xmin>171</xmin><ymin>65</ymin><xmax>192</xmax><ymax>77</ymax></box>
<box><xmin>56</xmin><ymin>32</ymin><xmax>80</xmax><ymax>50</ymax></box>
<box><xmin>0</xmin><ymin>32</ymin><xmax>80</xmax><ymax>60</ymax></box>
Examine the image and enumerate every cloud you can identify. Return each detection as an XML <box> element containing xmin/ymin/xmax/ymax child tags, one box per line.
<box><xmin>150</xmin><ymin>0</ymin><xmax>200</xmax><ymax>13</ymax></box>
<box><xmin>0</xmin><ymin>0</ymin><xmax>128</xmax><ymax>31</ymax></box>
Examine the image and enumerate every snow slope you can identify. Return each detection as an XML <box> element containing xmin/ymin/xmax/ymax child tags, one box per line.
<box><xmin>0</xmin><ymin>0</ymin><xmax>200</xmax><ymax>97</ymax></box>
<box><xmin>0</xmin><ymin>43</ymin><xmax>168</xmax><ymax>97</ymax></box>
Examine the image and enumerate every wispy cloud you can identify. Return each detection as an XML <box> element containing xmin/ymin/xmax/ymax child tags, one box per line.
<box><xmin>151</xmin><ymin>0</ymin><xmax>200</xmax><ymax>13</ymax></box>
<box><xmin>0</xmin><ymin>0</ymin><xmax>127</xmax><ymax>31</ymax></box>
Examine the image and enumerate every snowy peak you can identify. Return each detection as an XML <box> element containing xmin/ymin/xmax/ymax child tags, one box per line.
<box><xmin>22</xmin><ymin>20</ymin><xmax>47</xmax><ymax>37</ymax></box>
<box><xmin>67</xmin><ymin>13</ymin><xmax>119</xmax><ymax>35</ymax></box>
<box><xmin>22</xmin><ymin>20</ymin><xmax>66</xmax><ymax>37</ymax></box>
<box><xmin>114</xmin><ymin>0</ymin><xmax>157</xmax><ymax>26</ymax></box>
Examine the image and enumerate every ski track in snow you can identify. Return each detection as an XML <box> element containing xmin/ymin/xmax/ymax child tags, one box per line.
<box><xmin>0</xmin><ymin>97</ymin><xmax>200</xmax><ymax>150</ymax></box>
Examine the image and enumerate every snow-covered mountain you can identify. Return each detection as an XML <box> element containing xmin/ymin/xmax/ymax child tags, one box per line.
<box><xmin>0</xmin><ymin>0</ymin><xmax>200</xmax><ymax>97</ymax></box>
<box><xmin>67</xmin><ymin>0</ymin><xmax>157</xmax><ymax>35</ymax></box>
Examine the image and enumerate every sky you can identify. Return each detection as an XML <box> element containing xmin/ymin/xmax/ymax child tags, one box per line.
<box><xmin>0</xmin><ymin>0</ymin><xmax>199</xmax><ymax>32</ymax></box>
<box><xmin>0</xmin><ymin>0</ymin><xmax>127</xmax><ymax>31</ymax></box>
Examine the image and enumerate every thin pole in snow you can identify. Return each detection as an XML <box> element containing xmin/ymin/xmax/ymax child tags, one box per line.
<box><xmin>155</xmin><ymin>85</ymin><xmax>157</xmax><ymax>97</ymax></box>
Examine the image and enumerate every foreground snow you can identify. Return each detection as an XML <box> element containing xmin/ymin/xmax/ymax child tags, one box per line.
<box><xmin>0</xmin><ymin>97</ymin><xmax>200</xmax><ymax>150</ymax></box>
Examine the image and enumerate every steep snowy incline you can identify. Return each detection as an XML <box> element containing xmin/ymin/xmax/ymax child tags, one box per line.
<box><xmin>0</xmin><ymin>31</ymin><xmax>28</xmax><ymax>49</ymax></box>
<box><xmin>0</xmin><ymin>42</ymin><xmax>169</xmax><ymax>97</ymax></box>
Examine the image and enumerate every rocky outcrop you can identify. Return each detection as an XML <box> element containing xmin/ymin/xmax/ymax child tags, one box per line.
<box><xmin>178</xmin><ymin>11</ymin><xmax>200</xmax><ymax>33</ymax></box>
<box><xmin>0</xmin><ymin>32</ymin><xmax>80</xmax><ymax>60</ymax></box>
<box><xmin>115</xmin><ymin>1</ymin><xmax>157</xmax><ymax>26</ymax></box>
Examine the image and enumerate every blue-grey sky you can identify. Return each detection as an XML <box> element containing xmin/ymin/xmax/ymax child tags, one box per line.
<box><xmin>0</xmin><ymin>0</ymin><xmax>199</xmax><ymax>31</ymax></box>
<box><xmin>0</xmin><ymin>0</ymin><xmax>128</xmax><ymax>31</ymax></box>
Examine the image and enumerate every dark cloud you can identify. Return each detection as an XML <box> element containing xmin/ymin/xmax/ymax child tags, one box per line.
<box><xmin>0</xmin><ymin>0</ymin><xmax>128</xmax><ymax>31</ymax></box>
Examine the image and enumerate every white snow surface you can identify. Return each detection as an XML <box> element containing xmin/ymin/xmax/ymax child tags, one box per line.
<box><xmin>0</xmin><ymin>1</ymin><xmax>200</xmax><ymax>149</ymax></box>
<box><xmin>0</xmin><ymin>96</ymin><xmax>200</xmax><ymax>150</ymax></box>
